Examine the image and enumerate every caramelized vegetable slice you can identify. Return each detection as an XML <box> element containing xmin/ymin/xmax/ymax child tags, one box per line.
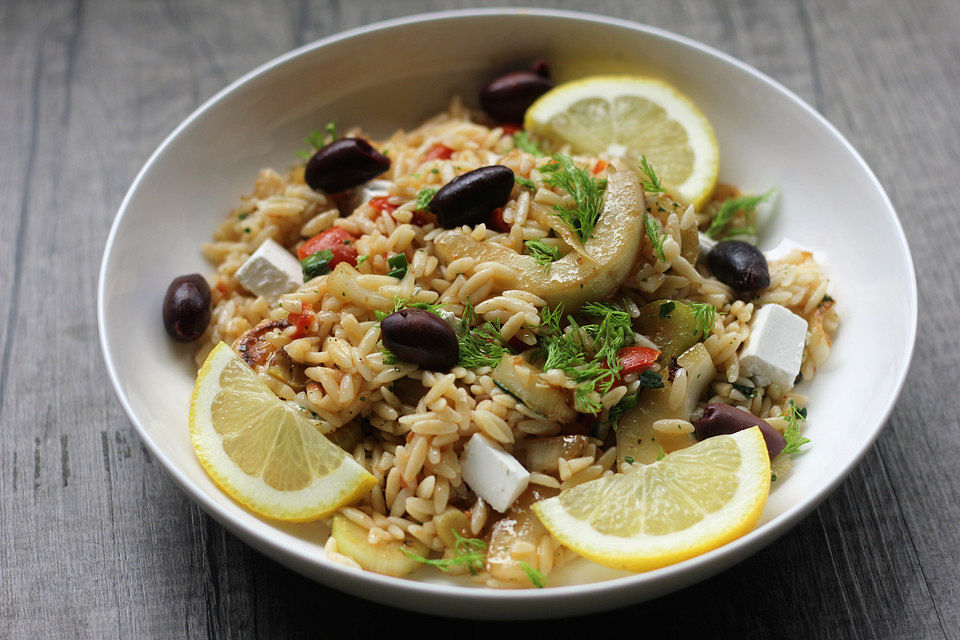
<box><xmin>632</xmin><ymin>299</ymin><xmax>701</xmax><ymax>363</ymax></box>
<box><xmin>492</xmin><ymin>355</ymin><xmax>576</xmax><ymax>424</ymax></box>
<box><xmin>616</xmin><ymin>343</ymin><xmax>716</xmax><ymax>467</ymax></box>
<box><xmin>486</xmin><ymin>486</ymin><xmax>558</xmax><ymax>585</ymax></box>
<box><xmin>434</xmin><ymin>170</ymin><xmax>645</xmax><ymax>311</ymax></box>
<box><xmin>331</xmin><ymin>513</ymin><xmax>429</xmax><ymax>577</ymax></box>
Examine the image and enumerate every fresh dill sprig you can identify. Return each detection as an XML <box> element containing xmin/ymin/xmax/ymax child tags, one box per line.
<box><xmin>513</xmin><ymin>131</ymin><xmax>545</xmax><ymax>157</ymax></box>
<box><xmin>705</xmin><ymin>188</ymin><xmax>775</xmax><ymax>239</ymax></box>
<box><xmin>403</xmin><ymin>531</ymin><xmax>487</xmax><ymax>575</ymax></box>
<box><xmin>515</xmin><ymin>175</ymin><xmax>536</xmax><ymax>190</ymax></box>
<box><xmin>519</xmin><ymin>562</ymin><xmax>546</xmax><ymax>588</ymax></box>
<box><xmin>458</xmin><ymin>318</ymin><xmax>513</xmax><ymax>369</ymax></box>
<box><xmin>638</xmin><ymin>155</ymin><xmax>665</xmax><ymax>195</ymax></box>
<box><xmin>374</xmin><ymin>296</ymin><xmax>444</xmax><ymax>322</ymax></box>
<box><xmin>524</xmin><ymin>239</ymin><xmax>562</xmax><ymax>271</ymax></box>
<box><xmin>296</xmin><ymin>120</ymin><xmax>338</xmax><ymax>160</ymax></box>
<box><xmin>689</xmin><ymin>302</ymin><xmax>718</xmax><ymax>338</ymax></box>
<box><xmin>644</xmin><ymin>213</ymin><xmax>667</xmax><ymax>263</ymax></box>
<box><xmin>780</xmin><ymin>399</ymin><xmax>811</xmax><ymax>455</ymax></box>
<box><xmin>540</xmin><ymin>153</ymin><xmax>608</xmax><ymax>244</ymax></box>
<box><xmin>416</xmin><ymin>187</ymin><xmax>438</xmax><ymax>210</ymax></box>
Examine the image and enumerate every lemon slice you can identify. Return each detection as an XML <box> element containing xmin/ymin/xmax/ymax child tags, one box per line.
<box><xmin>524</xmin><ymin>75</ymin><xmax>719</xmax><ymax>209</ymax></box>
<box><xmin>190</xmin><ymin>342</ymin><xmax>376</xmax><ymax>522</ymax></box>
<box><xmin>532</xmin><ymin>427</ymin><xmax>770</xmax><ymax>571</ymax></box>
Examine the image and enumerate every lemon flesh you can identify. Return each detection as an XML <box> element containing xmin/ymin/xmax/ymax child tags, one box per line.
<box><xmin>190</xmin><ymin>342</ymin><xmax>376</xmax><ymax>522</ymax></box>
<box><xmin>524</xmin><ymin>75</ymin><xmax>719</xmax><ymax>210</ymax></box>
<box><xmin>532</xmin><ymin>427</ymin><xmax>770</xmax><ymax>571</ymax></box>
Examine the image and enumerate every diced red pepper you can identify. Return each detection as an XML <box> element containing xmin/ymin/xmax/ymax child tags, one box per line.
<box><xmin>488</xmin><ymin>207</ymin><xmax>510</xmax><ymax>232</ymax></box>
<box><xmin>592</xmin><ymin>159</ymin><xmax>608</xmax><ymax>175</ymax></box>
<box><xmin>617</xmin><ymin>346</ymin><xmax>661</xmax><ymax>376</ymax></box>
<box><xmin>500</xmin><ymin>124</ymin><xmax>522</xmax><ymax>136</ymax></box>
<box><xmin>369</xmin><ymin>196</ymin><xmax>398</xmax><ymax>214</ymax></box>
<box><xmin>288</xmin><ymin>304</ymin><xmax>315</xmax><ymax>338</ymax></box>
<box><xmin>297</xmin><ymin>226</ymin><xmax>359</xmax><ymax>268</ymax></box>
<box><xmin>424</xmin><ymin>143</ymin><xmax>455</xmax><ymax>162</ymax></box>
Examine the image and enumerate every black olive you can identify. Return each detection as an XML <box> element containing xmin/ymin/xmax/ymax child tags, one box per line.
<box><xmin>304</xmin><ymin>138</ymin><xmax>390</xmax><ymax>194</ymax></box>
<box><xmin>706</xmin><ymin>240</ymin><xmax>771</xmax><ymax>291</ymax></box>
<box><xmin>163</xmin><ymin>274</ymin><xmax>211</xmax><ymax>342</ymax></box>
<box><xmin>430</xmin><ymin>165</ymin><xmax>515</xmax><ymax>228</ymax></box>
<box><xmin>380</xmin><ymin>308</ymin><xmax>459</xmax><ymax>372</ymax></box>
<box><xmin>480</xmin><ymin>64</ymin><xmax>555</xmax><ymax>122</ymax></box>
<box><xmin>694</xmin><ymin>403</ymin><xmax>786</xmax><ymax>459</ymax></box>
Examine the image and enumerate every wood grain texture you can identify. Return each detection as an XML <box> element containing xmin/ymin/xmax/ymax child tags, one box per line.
<box><xmin>1</xmin><ymin>0</ymin><xmax>957</xmax><ymax>637</ymax></box>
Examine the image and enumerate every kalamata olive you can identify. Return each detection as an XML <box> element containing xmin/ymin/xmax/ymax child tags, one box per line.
<box><xmin>380</xmin><ymin>308</ymin><xmax>459</xmax><ymax>372</ymax></box>
<box><xmin>430</xmin><ymin>165</ymin><xmax>515</xmax><ymax>228</ymax></box>
<box><xmin>304</xmin><ymin>138</ymin><xmax>390</xmax><ymax>194</ymax></box>
<box><xmin>694</xmin><ymin>403</ymin><xmax>786</xmax><ymax>459</ymax></box>
<box><xmin>162</xmin><ymin>274</ymin><xmax>211</xmax><ymax>343</ymax></box>
<box><xmin>706</xmin><ymin>240</ymin><xmax>771</xmax><ymax>291</ymax></box>
<box><xmin>480</xmin><ymin>64</ymin><xmax>555</xmax><ymax>122</ymax></box>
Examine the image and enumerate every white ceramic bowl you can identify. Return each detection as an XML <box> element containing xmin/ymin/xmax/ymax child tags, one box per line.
<box><xmin>98</xmin><ymin>9</ymin><xmax>917</xmax><ymax>619</ymax></box>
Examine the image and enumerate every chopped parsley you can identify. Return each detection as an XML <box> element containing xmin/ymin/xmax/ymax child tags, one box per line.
<box><xmin>524</xmin><ymin>239</ymin><xmax>562</xmax><ymax>271</ymax></box>
<box><xmin>416</xmin><ymin>187</ymin><xmax>438</xmax><ymax>211</ymax></box>
<box><xmin>296</xmin><ymin>120</ymin><xmax>337</xmax><ymax>160</ymax></box>
<box><xmin>515</xmin><ymin>175</ymin><xmax>536</xmax><ymax>190</ymax></box>
<box><xmin>644</xmin><ymin>213</ymin><xmax>667</xmax><ymax>263</ymax></box>
<box><xmin>237</xmin><ymin>212</ymin><xmax>250</xmax><ymax>220</ymax></box>
<box><xmin>540</xmin><ymin>154</ymin><xmax>608</xmax><ymax>244</ymax></box>
<box><xmin>512</xmin><ymin>131</ymin><xmax>545</xmax><ymax>157</ymax></box>
<box><xmin>519</xmin><ymin>562</ymin><xmax>546</xmax><ymax>588</ymax></box>
<box><xmin>624</xmin><ymin>456</ymin><xmax>636</xmax><ymax>465</ymax></box>
<box><xmin>300</xmin><ymin>249</ymin><xmax>334</xmax><ymax>279</ymax></box>
<box><xmin>656</xmin><ymin>444</ymin><xmax>666</xmax><ymax>461</ymax></box>
<box><xmin>355</xmin><ymin>255</ymin><xmax>369</xmax><ymax>267</ymax></box>
<box><xmin>403</xmin><ymin>531</ymin><xmax>487</xmax><ymax>575</ymax></box>
<box><xmin>705</xmin><ymin>188</ymin><xmax>775</xmax><ymax>239</ymax></box>
<box><xmin>638</xmin><ymin>370</ymin><xmax>664</xmax><ymax>389</ymax></box>
<box><xmin>658</xmin><ymin>301</ymin><xmax>676</xmax><ymax>319</ymax></box>
<box><xmin>689</xmin><ymin>302</ymin><xmax>718</xmax><ymax>337</ymax></box>
<box><xmin>607</xmin><ymin>392</ymin><xmax>639</xmax><ymax>430</ymax></box>
<box><xmin>537</xmin><ymin>302</ymin><xmax>634</xmax><ymax>413</ymax></box>
<box><xmin>731</xmin><ymin>382</ymin><xmax>758</xmax><ymax>399</ymax></box>
<box><xmin>386</xmin><ymin>253</ymin><xmax>408</xmax><ymax>279</ymax></box>
<box><xmin>780</xmin><ymin>399</ymin><xmax>811</xmax><ymax>455</ymax></box>
<box><xmin>638</xmin><ymin>155</ymin><xmax>665</xmax><ymax>195</ymax></box>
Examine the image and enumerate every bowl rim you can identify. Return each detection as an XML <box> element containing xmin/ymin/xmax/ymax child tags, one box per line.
<box><xmin>97</xmin><ymin>7</ymin><xmax>918</xmax><ymax>606</ymax></box>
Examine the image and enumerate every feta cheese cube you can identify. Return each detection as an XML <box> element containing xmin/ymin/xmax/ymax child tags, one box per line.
<box><xmin>740</xmin><ymin>303</ymin><xmax>808</xmax><ymax>389</ymax></box>
<box><xmin>461</xmin><ymin>433</ymin><xmax>530</xmax><ymax>513</ymax></box>
<box><xmin>234</xmin><ymin>238</ymin><xmax>303</xmax><ymax>304</ymax></box>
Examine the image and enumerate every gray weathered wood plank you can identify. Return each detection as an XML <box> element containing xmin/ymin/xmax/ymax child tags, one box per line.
<box><xmin>2</xmin><ymin>0</ymin><xmax>959</xmax><ymax>638</ymax></box>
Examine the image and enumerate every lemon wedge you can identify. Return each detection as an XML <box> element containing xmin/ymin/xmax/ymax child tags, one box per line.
<box><xmin>190</xmin><ymin>342</ymin><xmax>376</xmax><ymax>522</ymax></box>
<box><xmin>524</xmin><ymin>75</ymin><xmax>719</xmax><ymax>209</ymax></box>
<box><xmin>532</xmin><ymin>427</ymin><xmax>770</xmax><ymax>571</ymax></box>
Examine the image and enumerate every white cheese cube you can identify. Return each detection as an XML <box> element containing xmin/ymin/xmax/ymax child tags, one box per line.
<box><xmin>740</xmin><ymin>303</ymin><xmax>808</xmax><ymax>389</ymax></box>
<box><xmin>698</xmin><ymin>232</ymin><xmax>718</xmax><ymax>254</ymax></box>
<box><xmin>461</xmin><ymin>433</ymin><xmax>530</xmax><ymax>513</ymax></box>
<box><xmin>234</xmin><ymin>238</ymin><xmax>303</xmax><ymax>304</ymax></box>
<box><xmin>352</xmin><ymin>179</ymin><xmax>393</xmax><ymax>209</ymax></box>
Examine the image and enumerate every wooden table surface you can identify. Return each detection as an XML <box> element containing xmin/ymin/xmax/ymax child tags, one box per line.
<box><xmin>2</xmin><ymin>0</ymin><xmax>959</xmax><ymax>637</ymax></box>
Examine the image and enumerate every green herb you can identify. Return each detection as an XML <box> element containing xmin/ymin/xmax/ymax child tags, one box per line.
<box><xmin>296</xmin><ymin>121</ymin><xmax>338</xmax><ymax>160</ymax></box>
<box><xmin>658</xmin><ymin>301</ymin><xmax>676</xmax><ymax>319</ymax></box>
<box><xmin>403</xmin><ymin>531</ymin><xmax>487</xmax><ymax>575</ymax></box>
<box><xmin>780</xmin><ymin>399</ymin><xmax>811</xmax><ymax>455</ymax></box>
<box><xmin>387</xmin><ymin>253</ymin><xmax>408</xmax><ymax>279</ymax></box>
<box><xmin>608</xmin><ymin>392</ymin><xmax>639</xmax><ymax>430</ymax></box>
<box><xmin>638</xmin><ymin>370</ymin><xmax>664</xmax><ymax>389</ymax></box>
<box><xmin>540</xmin><ymin>153</ymin><xmax>608</xmax><ymax>244</ymax></box>
<box><xmin>624</xmin><ymin>456</ymin><xmax>636</xmax><ymax>465</ymax></box>
<box><xmin>705</xmin><ymin>188</ymin><xmax>774</xmax><ymax>239</ymax></box>
<box><xmin>355</xmin><ymin>255</ymin><xmax>369</xmax><ymax>267</ymax></box>
<box><xmin>820</xmin><ymin>294</ymin><xmax>835</xmax><ymax>306</ymax></box>
<box><xmin>524</xmin><ymin>239</ymin><xmax>561</xmax><ymax>271</ymax></box>
<box><xmin>638</xmin><ymin>155</ymin><xmax>665</xmax><ymax>195</ymax></box>
<box><xmin>244</xmin><ymin>227</ymin><xmax>251</xmax><ymax>233</ymax></box>
<box><xmin>461</xmin><ymin>298</ymin><xmax>477</xmax><ymax>330</ymax></box>
<box><xmin>515</xmin><ymin>176</ymin><xmax>536</xmax><ymax>190</ymax></box>
<box><xmin>374</xmin><ymin>296</ymin><xmax>444</xmax><ymax>322</ymax></box>
<box><xmin>513</xmin><ymin>131</ymin><xmax>545</xmax><ymax>157</ymax></box>
<box><xmin>416</xmin><ymin>187</ymin><xmax>438</xmax><ymax>210</ymax></box>
<box><xmin>458</xmin><ymin>320</ymin><xmax>512</xmax><ymax>369</ymax></box>
<box><xmin>519</xmin><ymin>562</ymin><xmax>546</xmax><ymax>588</ymax></box>
<box><xmin>237</xmin><ymin>212</ymin><xmax>250</xmax><ymax>220</ymax></box>
<box><xmin>537</xmin><ymin>302</ymin><xmax>634</xmax><ymax>413</ymax></box>
<box><xmin>300</xmin><ymin>249</ymin><xmax>334</xmax><ymax>279</ymax></box>
<box><xmin>656</xmin><ymin>444</ymin><xmax>666</xmax><ymax>461</ymax></box>
<box><xmin>731</xmin><ymin>382</ymin><xmax>758</xmax><ymax>399</ymax></box>
<box><xmin>771</xmin><ymin>472</ymin><xmax>778</xmax><ymax>482</ymax></box>
<box><xmin>689</xmin><ymin>302</ymin><xmax>718</xmax><ymax>337</ymax></box>
<box><xmin>644</xmin><ymin>213</ymin><xmax>667</xmax><ymax>263</ymax></box>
